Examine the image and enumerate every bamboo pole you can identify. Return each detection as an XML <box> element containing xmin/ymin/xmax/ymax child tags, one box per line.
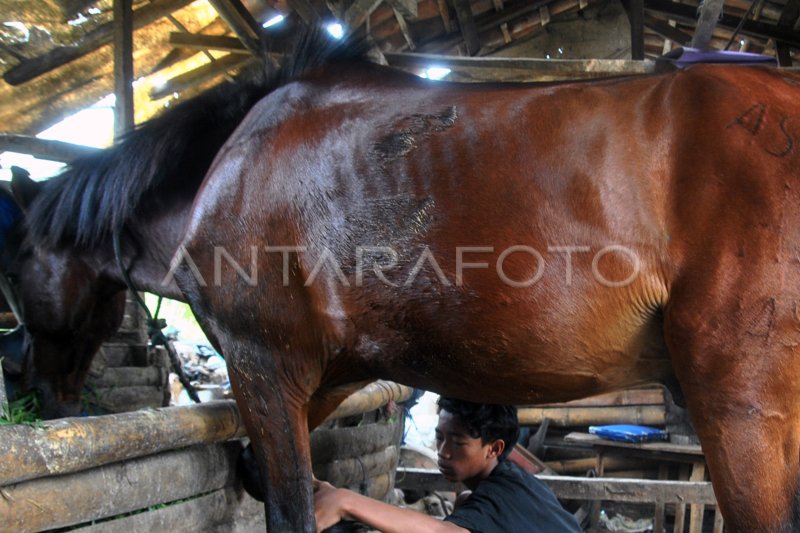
<box><xmin>537</xmin><ymin>388</ymin><xmax>664</xmax><ymax>408</ymax></box>
<box><xmin>518</xmin><ymin>405</ymin><xmax>666</xmax><ymax>427</ymax></box>
<box><xmin>0</xmin><ymin>380</ymin><xmax>411</xmax><ymax>486</ymax></box>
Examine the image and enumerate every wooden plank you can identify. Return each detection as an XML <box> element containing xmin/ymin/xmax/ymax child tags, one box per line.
<box><xmin>113</xmin><ymin>0</ymin><xmax>135</xmax><ymax>138</ymax></box>
<box><xmin>643</xmin><ymin>13</ymin><xmax>692</xmax><ymax>46</ymax></box>
<box><xmin>645</xmin><ymin>0</ymin><xmax>800</xmax><ymax>49</ymax></box>
<box><xmin>149</xmin><ymin>53</ymin><xmax>256</xmax><ymax>99</ymax></box>
<box><xmin>0</xmin><ymin>442</ymin><xmax>241</xmax><ymax>533</ymax></box>
<box><xmin>385</xmin><ymin>52</ymin><xmax>658</xmax><ymax>81</ymax></box>
<box><xmin>169</xmin><ymin>32</ymin><xmax>250</xmax><ymax>54</ymax></box>
<box><xmin>564</xmin><ymin>432</ymin><xmax>704</xmax><ymax>458</ymax></box>
<box><xmin>287</xmin><ymin>0</ymin><xmax>321</xmax><ymax>23</ymax></box>
<box><xmin>71</xmin><ymin>487</ymin><xmax>265</xmax><ymax>533</ymax></box>
<box><xmin>0</xmin><ymin>134</ymin><xmax>99</xmax><ymax>161</ymax></box>
<box><xmin>450</xmin><ymin>0</ymin><xmax>481</xmax><ymax>55</ymax></box>
<box><xmin>393</xmin><ymin>8</ymin><xmax>417</xmax><ymax>50</ymax></box>
<box><xmin>518</xmin><ymin>405</ymin><xmax>666</xmax><ymax>427</ymax></box>
<box><xmin>541</xmin><ymin>475</ymin><xmax>717</xmax><ymax>505</ymax></box>
<box><xmin>207</xmin><ymin>0</ymin><xmax>264</xmax><ymax>57</ymax></box>
<box><xmin>345</xmin><ymin>0</ymin><xmax>384</xmax><ymax>29</ymax></box>
<box><xmin>386</xmin><ymin>0</ymin><xmax>418</xmax><ymax>19</ymax></box>
<box><xmin>395</xmin><ymin>468</ymin><xmax>717</xmax><ymax>505</ymax></box>
<box><xmin>3</xmin><ymin>0</ymin><xmax>197</xmax><ymax>86</ymax></box>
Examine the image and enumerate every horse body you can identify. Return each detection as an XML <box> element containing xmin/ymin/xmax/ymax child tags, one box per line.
<box><xmin>4</xmin><ymin>37</ymin><xmax>800</xmax><ymax>531</ymax></box>
<box><xmin>173</xmin><ymin>62</ymin><xmax>800</xmax><ymax>531</ymax></box>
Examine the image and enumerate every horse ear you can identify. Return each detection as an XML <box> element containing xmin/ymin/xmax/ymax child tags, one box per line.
<box><xmin>10</xmin><ymin>166</ymin><xmax>40</xmax><ymax>211</ymax></box>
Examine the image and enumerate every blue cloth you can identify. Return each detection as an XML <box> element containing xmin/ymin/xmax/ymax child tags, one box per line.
<box><xmin>0</xmin><ymin>194</ymin><xmax>22</xmax><ymax>252</ymax></box>
<box><xmin>589</xmin><ymin>424</ymin><xmax>668</xmax><ymax>443</ymax></box>
<box><xmin>660</xmin><ymin>47</ymin><xmax>777</xmax><ymax>68</ymax></box>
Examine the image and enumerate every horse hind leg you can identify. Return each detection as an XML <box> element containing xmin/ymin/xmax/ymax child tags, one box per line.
<box><xmin>665</xmin><ymin>293</ymin><xmax>800</xmax><ymax>533</ymax></box>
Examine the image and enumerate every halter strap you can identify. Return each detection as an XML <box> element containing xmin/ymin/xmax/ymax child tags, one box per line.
<box><xmin>112</xmin><ymin>231</ymin><xmax>200</xmax><ymax>403</ymax></box>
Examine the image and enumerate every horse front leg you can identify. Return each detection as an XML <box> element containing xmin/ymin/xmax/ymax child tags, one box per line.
<box><xmin>666</xmin><ymin>294</ymin><xmax>800</xmax><ymax>533</ymax></box>
<box><xmin>223</xmin><ymin>338</ymin><xmax>319</xmax><ymax>532</ymax></box>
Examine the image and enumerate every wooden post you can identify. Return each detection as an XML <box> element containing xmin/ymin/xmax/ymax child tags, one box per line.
<box><xmin>0</xmin><ymin>363</ymin><xmax>7</xmax><ymax>420</ymax></box>
<box><xmin>688</xmin><ymin>461</ymin><xmax>706</xmax><ymax>533</ymax></box>
<box><xmin>113</xmin><ymin>0</ymin><xmax>134</xmax><ymax>139</ymax></box>
<box><xmin>673</xmin><ymin>463</ymin><xmax>690</xmax><ymax>533</ymax></box>
<box><xmin>589</xmin><ymin>449</ymin><xmax>606</xmax><ymax>528</ymax></box>
<box><xmin>653</xmin><ymin>463</ymin><xmax>669</xmax><ymax>533</ymax></box>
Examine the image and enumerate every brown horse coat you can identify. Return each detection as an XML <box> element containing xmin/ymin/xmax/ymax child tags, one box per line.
<box><xmin>173</xmin><ymin>62</ymin><xmax>800</xmax><ymax>532</ymax></box>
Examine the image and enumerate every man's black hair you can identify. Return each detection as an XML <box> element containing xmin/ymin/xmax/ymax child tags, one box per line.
<box><xmin>437</xmin><ymin>397</ymin><xmax>519</xmax><ymax>461</ymax></box>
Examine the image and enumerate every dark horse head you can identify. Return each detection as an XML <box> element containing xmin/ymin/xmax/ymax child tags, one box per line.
<box><xmin>0</xmin><ymin>28</ymin><xmax>369</xmax><ymax>420</ymax></box>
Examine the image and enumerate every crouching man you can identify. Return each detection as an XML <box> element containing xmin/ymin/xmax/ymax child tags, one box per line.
<box><xmin>314</xmin><ymin>396</ymin><xmax>582</xmax><ymax>532</ymax></box>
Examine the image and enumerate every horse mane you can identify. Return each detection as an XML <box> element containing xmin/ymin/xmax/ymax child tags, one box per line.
<box><xmin>25</xmin><ymin>26</ymin><xmax>371</xmax><ymax>249</ymax></box>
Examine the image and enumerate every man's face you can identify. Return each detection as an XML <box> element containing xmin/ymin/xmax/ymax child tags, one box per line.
<box><xmin>435</xmin><ymin>409</ymin><xmax>501</xmax><ymax>486</ymax></box>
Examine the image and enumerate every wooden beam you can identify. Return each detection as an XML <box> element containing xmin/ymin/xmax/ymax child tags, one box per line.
<box><xmin>113</xmin><ymin>0</ymin><xmax>135</xmax><ymax>138</ymax></box>
<box><xmin>2</xmin><ymin>0</ymin><xmax>196</xmax><ymax>86</ymax></box>
<box><xmin>691</xmin><ymin>0</ymin><xmax>725</xmax><ymax>50</ymax></box>
<box><xmin>449</xmin><ymin>0</ymin><xmax>481</xmax><ymax>55</ymax></box>
<box><xmin>345</xmin><ymin>0</ymin><xmax>384</xmax><ymax>29</ymax></box>
<box><xmin>385</xmin><ymin>52</ymin><xmax>658</xmax><ymax>81</ymax></box>
<box><xmin>0</xmin><ymin>134</ymin><xmax>99</xmax><ymax>161</ymax></box>
<box><xmin>644</xmin><ymin>13</ymin><xmax>692</xmax><ymax>46</ymax></box>
<box><xmin>393</xmin><ymin>8</ymin><xmax>417</xmax><ymax>50</ymax></box>
<box><xmin>169</xmin><ymin>32</ymin><xmax>250</xmax><ymax>53</ymax></box>
<box><xmin>386</xmin><ymin>0</ymin><xmax>418</xmax><ymax>19</ymax></box>
<box><xmin>396</xmin><ymin>468</ymin><xmax>718</xmax><ymax>505</ymax></box>
<box><xmin>645</xmin><ymin>0</ymin><xmax>800</xmax><ymax>49</ymax></box>
<box><xmin>437</xmin><ymin>0</ymin><xmax>453</xmax><ymax>32</ymax></box>
<box><xmin>149</xmin><ymin>53</ymin><xmax>256</xmax><ymax>99</ymax></box>
<box><xmin>621</xmin><ymin>0</ymin><xmax>645</xmax><ymax>59</ymax></box>
<box><xmin>776</xmin><ymin>0</ymin><xmax>800</xmax><ymax>65</ymax></box>
<box><xmin>207</xmin><ymin>0</ymin><xmax>264</xmax><ymax>57</ymax></box>
<box><xmin>288</xmin><ymin>0</ymin><xmax>321</xmax><ymax>23</ymax></box>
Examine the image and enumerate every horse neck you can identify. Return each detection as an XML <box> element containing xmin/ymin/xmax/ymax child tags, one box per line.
<box><xmin>98</xmin><ymin>202</ymin><xmax>193</xmax><ymax>302</ymax></box>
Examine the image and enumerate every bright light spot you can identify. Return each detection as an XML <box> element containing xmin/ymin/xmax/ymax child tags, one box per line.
<box><xmin>3</xmin><ymin>21</ymin><xmax>29</xmax><ymax>41</ymax></box>
<box><xmin>262</xmin><ymin>14</ymin><xmax>285</xmax><ymax>28</ymax></box>
<box><xmin>327</xmin><ymin>22</ymin><xmax>345</xmax><ymax>39</ymax></box>
<box><xmin>88</xmin><ymin>7</ymin><xmax>101</xmax><ymax>14</ymax></box>
<box><xmin>545</xmin><ymin>53</ymin><xmax>551</xmax><ymax>59</ymax></box>
<box><xmin>558</xmin><ymin>47</ymin><xmax>564</xmax><ymax>54</ymax></box>
<box><xmin>0</xmin><ymin>94</ymin><xmax>115</xmax><ymax>180</ymax></box>
<box><xmin>420</xmin><ymin>67</ymin><xmax>451</xmax><ymax>80</ymax></box>
<box><xmin>740</xmin><ymin>39</ymin><xmax>746</xmax><ymax>45</ymax></box>
<box><xmin>68</xmin><ymin>13</ymin><xmax>89</xmax><ymax>26</ymax></box>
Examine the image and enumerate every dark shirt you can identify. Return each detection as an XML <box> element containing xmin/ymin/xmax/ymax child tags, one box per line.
<box><xmin>444</xmin><ymin>461</ymin><xmax>582</xmax><ymax>533</ymax></box>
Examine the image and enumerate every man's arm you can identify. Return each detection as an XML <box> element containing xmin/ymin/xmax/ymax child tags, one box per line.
<box><xmin>314</xmin><ymin>480</ymin><xmax>469</xmax><ymax>533</ymax></box>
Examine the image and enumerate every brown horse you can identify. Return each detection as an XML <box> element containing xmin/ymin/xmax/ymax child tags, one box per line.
<box><xmin>173</xmin><ymin>60</ymin><xmax>800</xmax><ymax>532</ymax></box>
<box><xmin>4</xmin><ymin>33</ymin><xmax>800</xmax><ymax>532</ymax></box>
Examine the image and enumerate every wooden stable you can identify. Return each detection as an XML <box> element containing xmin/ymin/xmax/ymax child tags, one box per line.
<box><xmin>0</xmin><ymin>380</ymin><xmax>412</xmax><ymax>532</ymax></box>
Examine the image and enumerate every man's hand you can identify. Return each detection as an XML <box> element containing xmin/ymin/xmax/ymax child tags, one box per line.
<box><xmin>314</xmin><ymin>479</ymin><xmax>347</xmax><ymax>532</ymax></box>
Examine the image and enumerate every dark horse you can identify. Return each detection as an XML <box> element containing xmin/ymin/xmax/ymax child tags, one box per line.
<box><xmin>4</xmin><ymin>32</ymin><xmax>800</xmax><ymax>532</ymax></box>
